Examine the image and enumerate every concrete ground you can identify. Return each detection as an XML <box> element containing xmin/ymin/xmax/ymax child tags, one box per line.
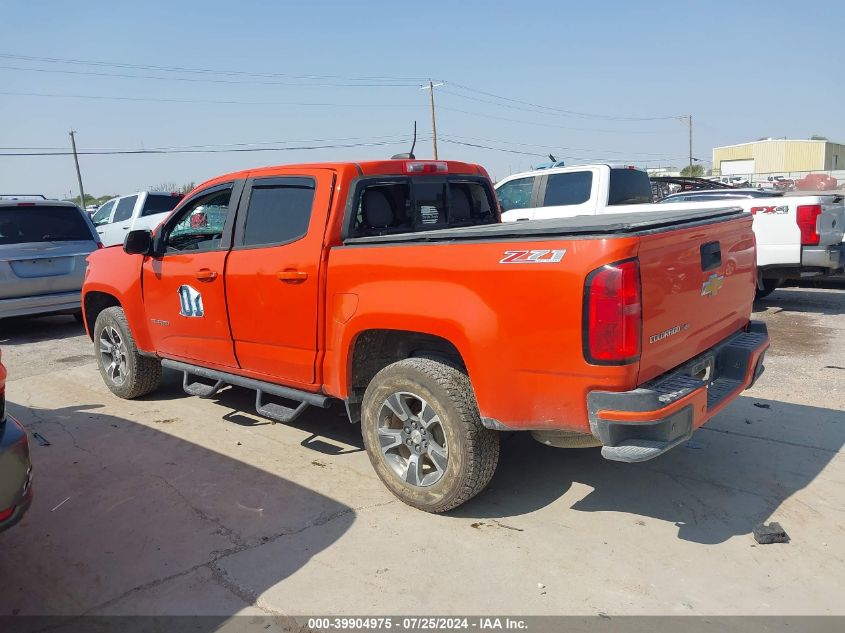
<box><xmin>0</xmin><ymin>287</ymin><xmax>842</xmax><ymax>620</ymax></box>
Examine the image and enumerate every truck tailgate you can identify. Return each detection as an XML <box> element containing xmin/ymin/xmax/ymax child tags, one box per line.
<box><xmin>637</xmin><ymin>214</ymin><xmax>757</xmax><ymax>383</ymax></box>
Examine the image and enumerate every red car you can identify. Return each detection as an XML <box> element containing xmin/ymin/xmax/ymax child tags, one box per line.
<box><xmin>795</xmin><ymin>173</ymin><xmax>838</xmax><ymax>191</ymax></box>
<box><xmin>0</xmin><ymin>349</ymin><xmax>33</xmax><ymax>531</ymax></box>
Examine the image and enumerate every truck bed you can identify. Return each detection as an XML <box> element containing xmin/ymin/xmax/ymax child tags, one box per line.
<box><xmin>343</xmin><ymin>207</ymin><xmax>744</xmax><ymax>244</ymax></box>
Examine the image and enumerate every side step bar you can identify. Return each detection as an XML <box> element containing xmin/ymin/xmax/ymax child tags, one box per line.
<box><xmin>161</xmin><ymin>359</ymin><xmax>331</xmax><ymax>424</ymax></box>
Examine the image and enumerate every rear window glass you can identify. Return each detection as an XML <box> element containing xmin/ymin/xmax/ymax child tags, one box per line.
<box><xmin>543</xmin><ymin>172</ymin><xmax>593</xmax><ymax>206</ymax></box>
<box><xmin>113</xmin><ymin>195</ymin><xmax>137</xmax><ymax>222</ymax></box>
<box><xmin>350</xmin><ymin>177</ymin><xmax>496</xmax><ymax>238</ymax></box>
<box><xmin>0</xmin><ymin>206</ymin><xmax>92</xmax><ymax>244</ymax></box>
<box><xmin>142</xmin><ymin>194</ymin><xmax>183</xmax><ymax>217</ymax></box>
<box><xmin>608</xmin><ymin>169</ymin><xmax>654</xmax><ymax>205</ymax></box>
<box><xmin>242</xmin><ymin>181</ymin><xmax>315</xmax><ymax>247</ymax></box>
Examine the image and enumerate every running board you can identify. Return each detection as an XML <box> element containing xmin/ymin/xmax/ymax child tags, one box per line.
<box><xmin>256</xmin><ymin>390</ymin><xmax>310</xmax><ymax>424</ymax></box>
<box><xmin>162</xmin><ymin>359</ymin><xmax>331</xmax><ymax>424</ymax></box>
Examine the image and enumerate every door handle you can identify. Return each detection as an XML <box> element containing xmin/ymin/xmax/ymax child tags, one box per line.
<box><xmin>276</xmin><ymin>270</ymin><xmax>308</xmax><ymax>283</ymax></box>
<box><xmin>195</xmin><ymin>268</ymin><xmax>218</xmax><ymax>282</ymax></box>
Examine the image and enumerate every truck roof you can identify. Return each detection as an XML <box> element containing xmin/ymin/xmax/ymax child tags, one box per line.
<box><xmin>499</xmin><ymin>163</ymin><xmax>646</xmax><ymax>183</ymax></box>
<box><xmin>192</xmin><ymin>159</ymin><xmax>489</xmax><ymax>193</ymax></box>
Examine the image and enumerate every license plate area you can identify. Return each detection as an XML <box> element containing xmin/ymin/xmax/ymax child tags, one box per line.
<box><xmin>686</xmin><ymin>354</ymin><xmax>715</xmax><ymax>384</ymax></box>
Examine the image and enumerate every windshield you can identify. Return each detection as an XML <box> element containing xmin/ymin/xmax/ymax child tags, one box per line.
<box><xmin>142</xmin><ymin>194</ymin><xmax>183</xmax><ymax>217</ymax></box>
<box><xmin>0</xmin><ymin>205</ymin><xmax>93</xmax><ymax>244</ymax></box>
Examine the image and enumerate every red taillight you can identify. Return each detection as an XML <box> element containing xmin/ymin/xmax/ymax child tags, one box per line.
<box><xmin>16</xmin><ymin>202</ymin><xmax>36</xmax><ymax>206</ymax></box>
<box><xmin>796</xmin><ymin>204</ymin><xmax>822</xmax><ymax>245</ymax></box>
<box><xmin>583</xmin><ymin>259</ymin><xmax>642</xmax><ymax>364</ymax></box>
<box><xmin>0</xmin><ymin>506</ymin><xmax>14</xmax><ymax>521</ymax></box>
<box><xmin>405</xmin><ymin>161</ymin><xmax>448</xmax><ymax>174</ymax></box>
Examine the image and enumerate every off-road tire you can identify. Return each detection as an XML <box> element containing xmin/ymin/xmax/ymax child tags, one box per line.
<box><xmin>361</xmin><ymin>357</ymin><xmax>499</xmax><ymax>513</ymax></box>
<box><xmin>755</xmin><ymin>278</ymin><xmax>781</xmax><ymax>300</ymax></box>
<box><xmin>94</xmin><ymin>306</ymin><xmax>161</xmax><ymax>399</ymax></box>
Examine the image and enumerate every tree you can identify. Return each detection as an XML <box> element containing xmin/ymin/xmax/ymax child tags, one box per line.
<box><xmin>149</xmin><ymin>181</ymin><xmax>195</xmax><ymax>193</ymax></box>
<box><xmin>810</xmin><ymin>135</ymin><xmax>828</xmax><ymax>141</ymax></box>
<box><xmin>680</xmin><ymin>164</ymin><xmax>705</xmax><ymax>177</ymax></box>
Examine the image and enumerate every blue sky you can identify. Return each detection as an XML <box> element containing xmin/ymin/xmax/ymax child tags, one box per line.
<box><xmin>1</xmin><ymin>0</ymin><xmax>842</xmax><ymax>198</ymax></box>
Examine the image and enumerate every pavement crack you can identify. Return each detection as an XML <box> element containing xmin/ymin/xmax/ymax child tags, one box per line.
<box><xmin>151</xmin><ymin>475</ymin><xmax>247</xmax><ymax>549</ymax></box>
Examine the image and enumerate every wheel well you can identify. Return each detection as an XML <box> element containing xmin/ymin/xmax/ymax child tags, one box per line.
<box><xmin>83</xmin><ymin>292</ymin><xmax>121</xmax><ymax>339</ymax></box>
<box><xmin>346</xmin><ymin>330</ymin><xmax>465</xmax><ymax>424</ymax></box>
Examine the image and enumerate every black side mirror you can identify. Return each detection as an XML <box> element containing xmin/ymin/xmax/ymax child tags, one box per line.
<box><xmin>124</xmin><ymin>229</ymin><xmax>153</xmax><ymax>255</ymax></box>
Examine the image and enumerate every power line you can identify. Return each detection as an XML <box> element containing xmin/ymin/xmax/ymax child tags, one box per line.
<box><xmin>0</xmin><ymin>64</ymin><xmax>422</xmax><ymax>88</ymax></box>
<box><xmin>0</xmin><ymin>52</ymin><xmax>432</xmax><ymax>83</ymax></box>
<box><xmin>0</xmin><ymin>90</ymin><xmax>423</xmax><ymax>108</ymax></box>
<box><xmin>0</xmin><ymin>133</ymin><xmax>422</xmax><ymax>152</ymax></box>
<box><xmin>447</xmin><ymin>82</ymin><xmax>682</xmax><ymax>122</ymax></box>
<box><xmin>440</xmin><ymin>138</ymin><xmax>685</xmax><ymax>164</ymax></box>
<box><xmin>0</xmin><ymin>138</ymin><xmax>426</xmax><ymax>157</ymax></box>
<box><xmin>437</xmin><ymin>105</ymin><xmax>677</xmax><ymax>135</ymax></box>
<box><xmin>441</xmin><ymin>133</ymin><xmax>686</xmax><ymax>158</ymax></box>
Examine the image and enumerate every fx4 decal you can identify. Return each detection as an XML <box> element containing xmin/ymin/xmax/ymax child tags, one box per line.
<box><xmin>178</xmin><ymin>285</ymin><xmax>204</xmax><ymax>317</ymax></box>
<box><xmin>499</xmin><ymin>249</ymin><xmax>566</xmax><ymax>264</ymax></box>
<box><xmin>750</xmin><ymin>205</ymin><xmax>789</xmax><ymax>215</ymax></box>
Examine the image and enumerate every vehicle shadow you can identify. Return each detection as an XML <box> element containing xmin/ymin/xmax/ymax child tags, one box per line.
<box><xmin>454</xmin><ymin>395</ymin><xmax>844</xmax><ymax>545</ymax></box>
<box><xmin>0</xmin><ymin>315</ymin><xmax>85</xmax><ymax>346</ymax></box>
<box><xmin>141</xmin><ymin>369</ymin><xmax>365</xmax><ymax>454</ymax></box>
<box><xmin>0</xmin><ymin>400</ymin><xmax>355</xmax><ymax>620</ymax></box>
<box><xmin>754</xmin><ymin>286</ymin><xmax>844</xmax><ymax>316</ymax></box>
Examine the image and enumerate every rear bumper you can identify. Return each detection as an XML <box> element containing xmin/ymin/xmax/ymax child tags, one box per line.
<box><xmin>587</xmin><ymin>321</ymin><xmax>769</xmax><ymax>463</ymax></box>
<box><xmin>0</xmin><ymin>414</ymin><xmax>33</xmax><ymax>533</ymax></box>
<box><xmin>0</xmin><ymin>290</ymin><xmax>81</xmax><ymax>319</ymax></box>
<box><xmin>801</xmin><ymin>243</ymin><xmax>843</xmax><ymax>271</ymax></box>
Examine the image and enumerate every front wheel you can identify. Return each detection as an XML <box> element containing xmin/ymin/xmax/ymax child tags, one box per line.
<box><xmin>94</xmin><ymin>306</ymin><xmax>162</xmax><ymax>399</ymax></box>
<box><xmin>361</xmin><ymin>357</ymin><xmax>499</xmax><ymax>513</ymax></box>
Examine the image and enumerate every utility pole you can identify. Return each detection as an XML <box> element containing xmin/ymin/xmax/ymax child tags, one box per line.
<box><xmin>687</xmin><ymin>115</ymin><xmax>693</xmax><ymax>175</ymax></box>
<box><xmin>421</xmin><ymin>80</ymin><xmax>444</xmax><ymax>159</ymax></box>
<box><xmin>69</xmin><ymin>130</ymin><xmax>86</xmax><ymax>206</ymax></box>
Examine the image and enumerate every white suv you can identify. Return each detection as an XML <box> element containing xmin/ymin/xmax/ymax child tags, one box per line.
<box><xmin>91</xmin><ymin>191</ymin><xmax>184</xmax><ymax>247</ymax></box>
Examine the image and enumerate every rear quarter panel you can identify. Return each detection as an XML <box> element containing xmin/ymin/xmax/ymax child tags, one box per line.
<box><xmin>323</xmin><ymin>236</ymin><xmax>641</xmax><ymax>432</ymax></box>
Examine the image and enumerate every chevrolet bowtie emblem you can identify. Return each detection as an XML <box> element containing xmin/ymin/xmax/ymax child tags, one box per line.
<box><xmin>701</xmin><ymin>273</ymin><xmax>725</xmax><ymax>297</ymax></box>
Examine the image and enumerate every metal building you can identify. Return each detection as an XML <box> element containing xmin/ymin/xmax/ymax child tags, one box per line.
<box><xmin>712</xmin><ymin>139</ymin><xmax>845</xmax><ymax>176</ymax></box>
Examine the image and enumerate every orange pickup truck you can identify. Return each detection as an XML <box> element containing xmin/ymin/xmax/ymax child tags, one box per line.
<box><xmin>82</xmin><ymin>159</ymin><xmax>769</xmax><ymax>512</ymax></box>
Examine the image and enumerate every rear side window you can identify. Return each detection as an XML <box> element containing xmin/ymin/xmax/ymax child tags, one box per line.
<box><xmin>496</xmin><ymin>177</ymin><xmax>534</xmax><ymax>211</ymax></box>
<box><xmin>608</xmin><ymin>169</ymin><xmax>653</xmax><ymax>205</ymax></box>
<box><xmin>141</xmin><ymin>194</ymin><xmax>183</xmax><ymax>217</ymax></box>
<box><xmin>543</xmin><ymin>172</ymin><xmax>593</xmax><ymax>206</ymax></box>
<box><xmin>0</xmin><ymin>206</ymin><xmax>93</xmax><ymax>244</ymax></box>
<box><xmin>242</xmin><ymin>180</ymin><xmax>315</xmax><ymax>247</ymax></box>
<box><xmin>113</xmin><ymin>195</ymin><xmax>138</xmax><ymax>222</ymax></box>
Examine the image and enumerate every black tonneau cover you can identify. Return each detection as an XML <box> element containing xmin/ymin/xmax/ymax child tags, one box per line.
<box><xmin>343</xmin><ymin>207</ymin><xmax>744</xmax><ymax>245</ymax></box>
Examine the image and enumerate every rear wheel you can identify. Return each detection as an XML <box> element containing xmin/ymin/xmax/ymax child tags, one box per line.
<box><xmin>361</xmin><ymin>357</ymin><xmax>499</xmax><ymax>513</ymax></box>
<box><xmin>94</xmin><ymin>306</ymin><xmax>161</xmax><ymax>399</ymax></box>
<box><xmin>755</xmin><ymin>278</ymin><xmax>781</xmax><ymax>300</ymax></box>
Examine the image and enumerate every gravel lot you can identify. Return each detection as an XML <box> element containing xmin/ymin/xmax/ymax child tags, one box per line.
<box><xmin>0</xmin><ymin>287</ymin><xmax>843</xmax><ymax>620</ymax></box>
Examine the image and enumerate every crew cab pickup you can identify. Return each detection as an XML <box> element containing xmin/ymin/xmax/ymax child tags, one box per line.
<box><xmin>91</xmin><ymin>191</ymin><xmax>184</xmax><ymax>247</ymax></box>
<box><xmin>82</xmin><ymin>159</ymin><xmax>769</xmax><ymax>512</ymax></box>
<box><xmin>496</xmin><ymin>164</ymin><xmax>845</xmax><ymax>298</ymax></box>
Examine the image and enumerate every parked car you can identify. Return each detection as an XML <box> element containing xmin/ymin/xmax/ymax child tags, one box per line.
<box><xmin>0</xmin><ymin>198</ymin><xmax>100</xmax><ymax>320</ymax></box>
<box><xmin>720</xmin><ymin>176</ymin><xmax>750</xmax><ymax>187</ymax></box>
<box><xmin>795</xmin><ymin>173</ymin><xmax>838</xmax><ymax>191</ymax></box>
<box><xmin>762</xmin><ymin>175</ymin><xmax>795</xmax><ymax>191</ymax></box>
<box><xmin>84</xmin><ymin>204</ymin><xmax>100</xmax><ymax>216</ymax></box>
<box><xmin>495</xmin><ymin>165</ymin><xmax>845</xmax><ymax>299</ymax></box>
<box><xmin>92</xmin><ymin>191</ymin><xmax>184</xmax><ymax>247</ymax></box>
<box><xmin>0</xmin><ymin>349</ymin><xmax>33</xmax><ymax>532</ymax></box>
<box><xmin>83</xmin><ymin>158</ymin><xmax>768</xmax><ymax>512</ymax></box>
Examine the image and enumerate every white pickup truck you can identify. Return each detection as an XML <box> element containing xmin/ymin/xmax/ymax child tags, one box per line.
<box><xmin>91</xmin><ymin>191</ymin><xmax>184</xmax><ymax>247</ymax></box>
<box><xmin>496</xmin><ymin>164</ymin><xmax>844</xmax><ymax>297</ymax></box>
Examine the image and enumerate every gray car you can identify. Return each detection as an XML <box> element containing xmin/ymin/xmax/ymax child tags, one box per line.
<box><xmin>0</xmin><ymin>198</ymin><xmax>100</xmax><ymax>320</ymax></box>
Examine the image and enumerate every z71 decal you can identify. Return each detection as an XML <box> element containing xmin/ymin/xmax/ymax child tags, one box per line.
<box><xmin>499</xmin><ymin>249</ymin><xmax>566</xmax><ymax>264</ymax></box>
